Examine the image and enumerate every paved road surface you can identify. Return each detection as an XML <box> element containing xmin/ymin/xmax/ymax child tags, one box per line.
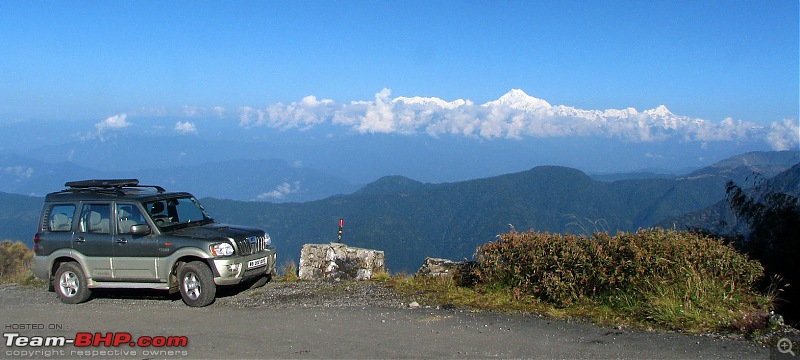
<box><xmin>0</xmin><ymin>283</ymin><xmax>779</xmax><ymax>359</ymax></box>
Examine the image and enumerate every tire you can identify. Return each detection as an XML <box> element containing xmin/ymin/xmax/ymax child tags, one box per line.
<box><xmin>247</xmin><ymin>274</ymin><xmax>272</xmax><ymax>289</ymax></box>
<box><xmin>178</xmin><ymin>261</ymin><xmax>216</xmax><ymax>307</ymax></box>
<box><xmin>54</xmin><ymin>262</ymin><xmax>92</xmax><ymax>304</ymax></box>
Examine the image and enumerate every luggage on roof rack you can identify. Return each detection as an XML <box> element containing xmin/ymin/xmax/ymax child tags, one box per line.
<box><xmin>63</xmin><ymin>179</ymin><xmax>165</xmax><ymax>193</ymax></box>
<box><xmin>65</xmin><ymin>179</ymin><xmax>140</xmax><ymax>188</ymax></box>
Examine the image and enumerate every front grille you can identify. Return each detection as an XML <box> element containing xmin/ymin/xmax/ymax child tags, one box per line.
<box><xmin>234</xmin><ymin>235</ymin><xmax>266</xmax><ymax>255</ymax></box>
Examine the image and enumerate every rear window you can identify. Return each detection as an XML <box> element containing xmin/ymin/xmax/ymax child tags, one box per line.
<box><xmin>47</xmin><ymin>204</ymin><xmax>76</xmax><ymax>232</ymax></box>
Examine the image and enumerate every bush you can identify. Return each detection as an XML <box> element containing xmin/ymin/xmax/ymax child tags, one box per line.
<box><xmin>472</xmin><ymin>228</ymin><xmax>769</xmax><ymax>332</ymax></box>
<box><xmin>0</xmin><ymin>240</ymin><xmax>34</xmax><ymax>284</ymax></box>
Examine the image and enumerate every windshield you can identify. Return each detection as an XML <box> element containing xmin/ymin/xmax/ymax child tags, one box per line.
<box><xmin>144</xmin><ymin>196</ymin><xmax>213</xmax><ymax>231</ymax></box>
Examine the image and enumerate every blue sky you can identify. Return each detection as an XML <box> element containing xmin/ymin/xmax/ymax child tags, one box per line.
<box><xmin>1</xmin><ymin>1</ymin><xmax>797</xmax><ymax>126</ymax></box>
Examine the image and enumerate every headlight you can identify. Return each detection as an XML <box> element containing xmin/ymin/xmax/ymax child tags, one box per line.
<box><xmin>263</xmin><ymin>234</ymin><xmax>271</xmax><ymax>247</ymax></box>
<box><xmin>210</xmin><ymin>243</ymin><xmax>234</xmax><ymax>257</ymax></box>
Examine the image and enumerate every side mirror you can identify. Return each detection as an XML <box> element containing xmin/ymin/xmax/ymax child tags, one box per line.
<box><xmin>130</xmin><ymin>224</ymin><xmax>151</xmax><ymax>235</ymax></box>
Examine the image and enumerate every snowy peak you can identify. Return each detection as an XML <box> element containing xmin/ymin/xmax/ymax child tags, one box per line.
<box><xmin>483</xmin><ymin>89</ymin><xmax>552</xmax><ymax>111</ymax></box>
<box><xmin>643</xmin><ymin>105</ymin><xmax>672</xmax><ymax>117</ymax></box>
<box><xmin>393</xmin><ymin>96</ymin><xmax>470</xmax><ymax>109</ymax></box>
<box><xmin>603</xmin><ymin>107</ymin><xmax>640</xmax><ymax>118</ymax></box>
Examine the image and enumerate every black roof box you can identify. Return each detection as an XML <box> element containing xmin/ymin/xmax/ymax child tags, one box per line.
<box><xmin>65</xmin><ymin>179</ymin><xmax>140</xmax><ymax>189</ymax></box>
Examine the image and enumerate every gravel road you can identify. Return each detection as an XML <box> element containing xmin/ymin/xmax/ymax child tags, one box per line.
<box><xmin>0</xmin><ymin>281</ymin><xmax>788</xmax><ymax>359</ymax></box>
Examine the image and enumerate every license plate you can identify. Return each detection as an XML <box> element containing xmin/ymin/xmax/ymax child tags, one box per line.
<box><xmin>248</xmin><ymin>257</ymin><xmax>267</xmax><ymax>269</ymax></box>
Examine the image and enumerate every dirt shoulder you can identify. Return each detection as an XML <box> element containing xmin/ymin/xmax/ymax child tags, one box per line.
<box><xmin>0</xmin><ymin>282</ymin><xmax>788</xmax><ymax>359</ymax></box>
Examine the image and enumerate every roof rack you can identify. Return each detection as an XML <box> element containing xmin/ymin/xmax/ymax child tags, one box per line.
<box><xmin>64</xmin><ymin>179</ymin><xmax>165</xmax><ymax>193</ymax></box>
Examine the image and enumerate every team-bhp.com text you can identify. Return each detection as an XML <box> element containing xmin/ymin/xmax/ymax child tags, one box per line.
<box><xmin>4</xmin><ymin>332</ymin><xmax>189</xmax><ymax>358</ymax></box>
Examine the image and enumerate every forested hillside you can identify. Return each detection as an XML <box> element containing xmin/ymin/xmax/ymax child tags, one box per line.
<box><xmin>2</xmin><ymin>151</ymin><xmax>797</xmax><ymax>272</ymax></box>
<box><xmin>202</xmin><ymin>164</ymin><xmax>758</xmax><ymax>272</ymax></box>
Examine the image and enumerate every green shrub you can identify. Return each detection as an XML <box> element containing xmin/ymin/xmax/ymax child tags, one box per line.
<box><xmin>471</xmin><ymin>228</ymin><xmax>769</xmax><ymax>332</ymax></box>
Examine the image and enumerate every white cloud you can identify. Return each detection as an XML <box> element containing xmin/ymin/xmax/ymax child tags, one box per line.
<box><xmin>265</xmin><ymin>95</ymin><xmax>335</xmax><ymax>130</ymax></box>
<box><xmin>238</xmin><ymin>106</ymin><xmax>266</xmax><ymax>127</ymax></box>
<box><xmin>256</xmin><ymin>181</ymin><xmax>301</xmax><ymax>200</ymax></box>
<box><xmin>174</xmin><ymin>121</ymin><xmax>197</xmax><ymax>135</ymax></box>
<box><xmin>95</xmin><ymin>114</ymin><xmax>130</xmax><ymax>132</ymax></box>
<box><xmin>767</xmin><ymin>118</ymin><xmax>800</xmax><ymax>150</ymax></box>
<box><xmin>81</xmin><ymin>114</ymin><xmax>131</xmax><ymax>141</ymax></box>
<box><xmin>233</xmin><ymin>89</ymin><xmax>788</xmax><ymax>145</ymax></box>
<box><xmin>349</xmin><ymin>88</ymin><xmax>397</xmax><ymax>134</ymax></box>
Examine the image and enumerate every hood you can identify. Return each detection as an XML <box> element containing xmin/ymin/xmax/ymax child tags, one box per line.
<box><xmin>170</xmin><ymin>223</ymin><xmax>265</xmax><ymax>241</ymax></box>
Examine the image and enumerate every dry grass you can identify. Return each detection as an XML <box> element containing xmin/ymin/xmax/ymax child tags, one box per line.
<box><xmin>278</xmin><ymin>259</ymin><xmax>299</xmax><ymax>282</ymax></box>
<box><xmin>0</xmin><ymin>240</ymin><xmax>36</xmax><ymax>285</ymax></box>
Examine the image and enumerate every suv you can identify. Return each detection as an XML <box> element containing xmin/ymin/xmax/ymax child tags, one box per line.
<box><xmin>32</xmin><ymin>179</ymin><xmax>277</xmax><ymax>307</ymax></box>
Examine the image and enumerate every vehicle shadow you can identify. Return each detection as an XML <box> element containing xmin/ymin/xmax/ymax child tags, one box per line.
<box><xmin>87</xmin><ymin>284</ymin><xmax>256</xmax><ymax>304</ymax></box>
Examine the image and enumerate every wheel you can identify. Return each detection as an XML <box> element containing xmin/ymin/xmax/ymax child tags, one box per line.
<box><xmin>247</xmin><ymin>274</ymin><xmax>272</xmax><ymax>289</ymax></box>
<box><xmin>178</xmin><ymin>261</ymin><xmax>216</xmax><ymax>307</ymax></box>
<box><xmin>54</xmin><ymin>262</ymin><xmax>92</xmax><ymax>304</ymax></box>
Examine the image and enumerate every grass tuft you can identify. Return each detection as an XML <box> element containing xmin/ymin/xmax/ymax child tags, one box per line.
<box><xmin>278</xmin><ymin>259</ymin><xmax>299</xmax><ymax>282</ymax></box>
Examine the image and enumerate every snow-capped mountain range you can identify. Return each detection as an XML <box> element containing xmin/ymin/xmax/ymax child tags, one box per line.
<box><xmin>1</xmin><ymin>88</ymin><xmax>796</xmax><ymax>191</ymax></box>
<box><xmin>385</xmin><ymin>89</ymin><xmax>777</xmax><ymax>143</ymax></box>
<box><xmin>192</xmin><ymin>87</ymin><xmax>797</xmax><ymax>148</ymax></box>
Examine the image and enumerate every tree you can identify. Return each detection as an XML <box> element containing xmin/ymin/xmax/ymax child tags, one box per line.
<box><xmin>725</xmin><ymin>176</ymin><xmax>800</xmax><ymax>325</ymax></box>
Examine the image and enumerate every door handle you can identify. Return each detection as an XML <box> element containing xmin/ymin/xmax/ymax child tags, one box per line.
<box><xmin>74</xmin><ymin>237</ymin><xmax>85</xmax><ymax>243</ymax></box>
<box><xmin>116</xmin><ymin>238</ymin><xmax>128</xmax><ymax>244</ymax></box>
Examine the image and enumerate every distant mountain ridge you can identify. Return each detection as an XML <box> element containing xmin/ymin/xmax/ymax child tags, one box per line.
<box><xmin>353</xmin><ymin>175</ymin><xmax>425</xmax><ymax>196</ymax></box>
<box><xmin>661</xmin><ymin>162</ymin><xmax>800</xmax><ymax>234</ymax></box>
<box><xmin>0</xmin><ymin>155</ymin><xmax>358</xmax><ymax>202</ymax></box>
<box><xmin>2</xmin><ymin>150</ymin><xmax>797</xmax><ymax>273</ymax></box>
<box><xmin>682</xmin><ymin>150</ymin><xmax>800</xmax><ymax>183</ymax></box>
<box><xmin>202</xmin><ymin>152</ymin><xmax>798</xmax><ymax>271</ymax></box>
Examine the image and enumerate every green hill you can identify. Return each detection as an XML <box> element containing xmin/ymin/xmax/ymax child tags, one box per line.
<box><xmin>2</xmin><ymin>150</ymin><xmax>797</xmax><ymax>273</ymax></box>
<box><xmin>202</xmin><ymin>165</ymin><xmax>744</xmax><ymax>272</ymax></box>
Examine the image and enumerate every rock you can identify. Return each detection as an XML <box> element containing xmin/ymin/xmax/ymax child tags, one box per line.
<box><xmin>416</xmin><ymin>257</ymin><xmax>461</xmax><ymax>278</ymax></box>
<box><xmin>769</xmin><ymin>311</ymin><xmax>785</xmax><ymax>327</ymax></box>
<box><xmin>416</xmin><ymin>257</ymin><xmax>479</xmax><ymax>286</ymax></box>
<box><xmin>298</xmin><ymin>243</ymin><xmax>385</xmax><ymax>281</ymax></box>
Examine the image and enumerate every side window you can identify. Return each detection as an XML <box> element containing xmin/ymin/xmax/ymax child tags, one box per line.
<box><xmin>174</xmin><ymin>198</ymin><xmax>205</xmax><ymax>223</ymax></box>
<box><xmin>117</xmin><ymin>204</ymin><xmax>147</xmax><ymax>234</ymax></box>
<box><xmin>79</xmin><ymin>204</ymin><xmax>111</xmax><ymax>234</ymax></box>
<box><xmin>147</xmin><ymin>200</ymin><xmax>172</xmax><ymax>227</ymax></box>
<box><xmin>48</xmin><ymin>204</ymin><xmax>76</xmax><ymax>232</ymax></box>
<box><xmin>147</xmin><ymin>200</ymin><xmax>168</xmax><ymax>218</ymax></box>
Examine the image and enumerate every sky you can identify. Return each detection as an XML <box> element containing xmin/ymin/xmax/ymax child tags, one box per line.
<box><xmin>0</xmin><ymin>1</ymin><xmax>798</xmax><ymax>167</ymax></box>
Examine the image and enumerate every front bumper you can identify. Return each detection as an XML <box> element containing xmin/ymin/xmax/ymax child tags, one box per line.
<box><xmin>212</xmin><ymin>247</ymin><xmax>277</xmax><ymax>286</ymax></box>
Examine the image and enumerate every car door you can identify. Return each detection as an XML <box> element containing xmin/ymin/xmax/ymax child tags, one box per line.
<box><xmin>74</xmin><ymin>203</ymin><xmax>114</xmax><ymax>280</ymax></box>
<box><xmin>41</xmin><ymin>203</ymin><xmax>78</xmax><ymax>255</ymax></box>
<box><xmin>111</xmin><ymin>203</ymin><xmax>160</xmax><ymax>281</ymax></box>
